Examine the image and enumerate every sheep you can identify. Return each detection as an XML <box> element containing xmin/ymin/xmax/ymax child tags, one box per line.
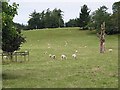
<box><xmin>48</xmin><ymin>46</ymin><xmax>51</xmax><ymax>49</ymax></box>
<box><xmin>48</xmin><ymin>43</ymin><xmax>50</xmax><ymax>46</ymax></box>
<box><xmin>3</xmin><ymin>55</ymin><xmax>8</xmax><ymax>60</ymax></box>
<box><xmin>49</xmin><ymin>54</ymin><xmax>56</xmax><ymax>59</ymax></box>
<box><xmin>44</xmin><ymin>51</ymin><xmax>47</xmax><ymax>54</ymax></box>
<box><xmin>61</xmin><ymin>54</ymin><xmax>67</xmax><ymax>60</ymax></box>
<box><xmin>75</xmin><ymin>50</ymin><xmax>78</xmax><ymax>53</ymax></box>
<box><xmin>64</xmin><ymin>41</ymin><xmax>68</xmax><ymax>47</ymax></box>
<box><xmin>25</xmin><ymin>50</ymin><xmax>28</xmax><ymax>53</ymax></box>
<box><xmin>51</xmin><ymin>55</ymin><xmax>56</xmax><ymax>59</ymax></box>
<box><xmin>109</xmin><ymin>49</ymin><xmax>113</xmax><ymax>52</ymax></box>
<box><xmin>72</xmin><ymin>54</ymin><xmax>77</xmax><ymax>59</ymax></box>
<box><xmin>49</xmin><ymin>54</ymin><xmax>52</xmax><ymax>58</ymax></box>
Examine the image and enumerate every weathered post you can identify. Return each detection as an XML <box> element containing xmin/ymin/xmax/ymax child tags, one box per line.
<box><xmin>99</xmin><ymin>22</ymin><xmax>106</xmax><ymax>53</ymax></box>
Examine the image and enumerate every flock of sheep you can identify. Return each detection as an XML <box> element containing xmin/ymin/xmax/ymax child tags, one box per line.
<box><xmin>48</xmin><ymin>50</ymin><xmax>78</xmax><ymax>60</ymax></box>
<box><xmin>44</xmin><ymin>41</ymin><xmax>113</xmax><ymax>60</ymax></box>
<box><xmin>44</xmin><ymin>48</ymin><xmax>113</xmax><ymax>60</ymax></box>
<box><xmin>46</xmin><ymin>48</ymin><xmax>113</xmax><ymax>60</ymax></box>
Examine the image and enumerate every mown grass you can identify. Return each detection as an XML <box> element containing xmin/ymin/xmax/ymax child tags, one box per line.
<box><xmin>2</xmin><ymin>27</ymin><xmax>118</xmax><ymax>88</ymax></box>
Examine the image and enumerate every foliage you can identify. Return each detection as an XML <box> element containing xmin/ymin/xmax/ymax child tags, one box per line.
<box><xmin>79</xmin><ymin>4</ymin><xmax>90</xmax><ymax>29</ymax></box>
<box><xmin>90</xmin><ymin>6</ymin><xmax>110</xmax><ymax>33</ymax></box>
<box><xmin>14</xmin><ymin>22</ymin><xmax>28</xmax><ymax>30</ymax></box>
<box><xmin>28</xmin><ymin>8</ymin><xmax>64</xmax><ymax>29</ymax></box>
<box><xmin>2</xmin><ymin>2</ymin><xmax>25</xmax><ymax>55</ymax></box>
<box><xmin>65</xmin><ymin>18</ymin><xmax>79</xmax><ymax>27</ymax></box>
<box><xmin>111</xmin><ymin>1</ymin><xmax>120</xmax><ymax>34</ymax></box>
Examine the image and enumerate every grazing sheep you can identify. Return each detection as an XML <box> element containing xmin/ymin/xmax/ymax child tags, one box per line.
<box><xmin>75</xmin><ymin>50</ymin><xmax>78</xmax><ymax>53</ymax></box>
<box><xmin>48</xmin><ymin>46</ymin><xmax>51</xmax><ymax>49</ymax></box>
<box><xmin>25</xmin><ymin>50</ymin><xmax>28</xmax><ymax>53</ymax></box>
<box><xmin>72</xmin><ymin>54</ymin><xmax>77</xmax><ymax>59</ymax></box>
<box><xmin>44</xmin><ymin>51</ymin><xmax>47</xmax><ymax>54</ymax></box>
<box><xmin>48</xmin><ymin>43</ymin><xmax>50</xmax><ymax>46</ymax></box>
<box><xmin>3</xmin><ymin>56</ymin><xmax>8</xmax><ymax>60</ymax></box>
<box><xmin>52</xmin><ymin>55</ymin><xmax>56</xmax><ymax>59</ymax></box>
<box><xmin>49</xmin><ymin>54</ymin><xmax>52</xmax><ymax>58</ymax></box>
<box><xmin>64</xmin><ymin>41</ymin><xmax>68</xmax><ymax>46</ymax></box>
<box><xmin>61</xmin><ymin>54</ymin><xmax>67</xmax><ymax>60</ymax></box>
<box><xmin>109</xmin><ymin>49</ymin><xmax>113</xmax><ymax>52</ymax></box>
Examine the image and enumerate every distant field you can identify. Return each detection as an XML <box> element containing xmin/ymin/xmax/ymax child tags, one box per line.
<box><xmin>2</xmin><ymin>27</ymin><xmax>118</xmax><ymax>88</ymax></box>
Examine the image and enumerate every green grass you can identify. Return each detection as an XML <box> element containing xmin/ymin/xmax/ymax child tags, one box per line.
<box><xmin>2</xmin><ymin>27</ymin><xmax>118</xmax><ymax>88</ymax></box>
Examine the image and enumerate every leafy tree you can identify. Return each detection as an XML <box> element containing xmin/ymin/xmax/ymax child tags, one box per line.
<box><xmin>44</xmin><ymin>8</ymin><xmax>52</xmax><ymax>28</ymax></box>
<box><xmin>91</xmin><ymin>6</ymin><xmax>111</xmax><ymax>33</ymax></box>
<box><xmin>79</xmin><ymin>4</ymin><xmax>90</xmax><ymax>29</ymax></box>
<box><xmin>111</xmin><ymin>1</ymin><xmax>120</xmax><ymax>34</ymax></box>
<box><xmin>51</xmin><ymin>8</ymin><xmax>64</xmax><ymax>28</ymax></box>
<box><xmin>27</xmin><ymin>8</ymin><xmax>64</xmax><ymax>29</ymax></box>
<box><xmin>57</xmin><ymin>9</ymin><xmax>64</xmax><ymax>27</ymax></box>
<box><xmin>14</xmin><ymin>23</ymin><xmax>28</xmax><ymax>30</ymax></box>
<box><xmin>65</xmin><ymin>18</ymin><xmax>79</xmax><ymax>27</ymax></box>
<box><xmin>0</xmin><ymin>1</ymin><xmax>1</xmax><ymax>30</ymax></box>
<box><xmin>28</xmin><ymin>10</ymin><xmax>41</xmax><ymax>29</ymax></box>
<box><xmin>112</xmin><ymin>1</ymin><xmax>120</xmax><ymax>13</ymax></box>
<box><xmin>2</xmin><ymin>2</ymin><xmax>25</xmax><ymax>59</ymax></box>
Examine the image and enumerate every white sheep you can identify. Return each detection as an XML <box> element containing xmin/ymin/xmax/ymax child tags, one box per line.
<box><xmin>48</xmin><ymin>46</ymin><xmax>51</xmax><ymax>49</ymax></box>
<box><xmin>61</xmin><ymin>54</ymin><xmax>67</xmax><ymax>60</ymax></box>
<box><xmin>52</xmin><ymin>55</ymin><xmax>56</xmax><ymax>59</ymax></box>
<box><xmin>25</xmin><ymin>50</ymin><xmax>28</xmax><ymax>53</ymax></box>
<box><xmin>49</xmin><ymin>54</ymin><xmax>52</xmax><ymax>58</ymax></box>
<box><xmin>109</xmin><ymin>49</ymin><xmax>113</xmax><ymax>52</ymax></box>
<box><xmin>72</xmin><ymin>54</ymin><xmax>77</xmax><ymax>59</ymax></box>
<box><xmin>3</xmin><ymin>56</ymin><xmax>8</xmax><ymax>60</ymax></box>
<box><xmin>44</xmin><ymin>51</ymin><xmax>47</xmax><ymax>54</ymax></box>
<box><xmin>48</xmin><ymin>43</ymin><xmax>50</xmax><ymax>46</ymax></box>
<box><xmin>75</xmin><ymin>50</ymin><xmax>78</xmax><ymax>53</ymax></box>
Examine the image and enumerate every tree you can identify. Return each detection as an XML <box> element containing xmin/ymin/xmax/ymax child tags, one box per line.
<box><xmin>111</xmin><ymin>1</ymin><xmax>120</xmax><ymax>34</ymax></box>
<box><xmin>0</xmin><ymin>1</ymin><xmax>1</xmax><ymax>30</ymax></box>
<box><xmin>2</xmin><ymin>2</ymin><xmax>25</xmax><ymax>59</ymax></box>
<box><xmin>14</xmin><ymin>23</ymin><xmax>28</xmax><ymax>30</ymax></box>
<box><xmin>50</xmin><ymin>8</ymin><xmax>64</xmax><ymax>28</ymax></box>
<box><xmin>28</xmin><ymin>10</ymin><xmax>41</xmax><ymax>29</ymax></box>
<box><xmin>27</xmin><ymin>8</ymin><xmax>64</xmax><ymax>29</ymax></box>
<box><xmin>91</xmin><ymin>6</ymin><xmax>111</xmax><ymax>33</ymax></box>
<box><xmin>44</xmin><ymin>8</ymin><xmax>52</xmax><ymax>28</ymax></box>
<box><xmin>65</xmin><ymin>18</ymin><xmax>79</xmax><ymax>27</ymax></box>
<box><xmin>79</xmin><ymin>4</ymin><xmax>90</xmax><ymax>29</ymax></box>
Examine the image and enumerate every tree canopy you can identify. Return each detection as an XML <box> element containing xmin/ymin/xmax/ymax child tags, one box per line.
<box><xmin>2</xmin><ymin>2</ymin><xmax>25</xmax><ymax>54</ymax></box>
<box><xmin>12</xmin><ymin>1</ymin><xmax>119</xmax><ymax>35</ymax></box>
<box><xmin>28</xmin><ymin>8</ymin><xmax>64</xmax><ymax>29</ymax></box>
<box><xmin>79</xmin><ymin>4</ymin><xmax>90</xmax><ymax>29</ymax></box>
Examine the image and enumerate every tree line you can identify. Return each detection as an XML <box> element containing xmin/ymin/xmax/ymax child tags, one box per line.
<box><xmin>16</xmin><ymin>1</ymin><xmax>120</xmax><ymax>35</ymax></box>
<box><xmin>66</xmin><ymin>2</ymin><xmax>120</xmax><ymax>35</ymax></box>
<box><xmin>28</xmin><ymin>8</ymin><xmax>64</xmax><ymax>29</ymax></box>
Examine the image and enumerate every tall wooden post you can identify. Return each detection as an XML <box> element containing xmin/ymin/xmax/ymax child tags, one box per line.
<box><xmin>99</xmin><ymin>22</ymin><xmax>106</xmax><ymax>53</ymax></box>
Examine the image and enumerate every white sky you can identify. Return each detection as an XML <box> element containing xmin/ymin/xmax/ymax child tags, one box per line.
<box><xmin>9</xmin><ymin>0</ymin><xmax>119</xmax><ymax>25</ymax></box>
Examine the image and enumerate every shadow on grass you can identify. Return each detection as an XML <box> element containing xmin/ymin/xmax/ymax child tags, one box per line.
<box><xmin>2</xmin><ymin>72</ymin><xmax>20</xmax><ymax>80</ymax></box>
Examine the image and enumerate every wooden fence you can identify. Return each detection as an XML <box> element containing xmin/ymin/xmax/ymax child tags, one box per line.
<box><xmin>1</xmin><ymin>51</ymin><xmax>29</xmax><ymax>62</ymax></box>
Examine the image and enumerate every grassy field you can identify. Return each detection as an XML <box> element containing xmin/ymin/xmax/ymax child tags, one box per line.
<box><xmin>2</xmin><ymin>27</ymin><xmax>118</xmax><ymax>88</ymax></box>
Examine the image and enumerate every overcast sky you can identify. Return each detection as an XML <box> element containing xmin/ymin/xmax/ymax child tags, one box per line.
<box><xmin>9</xmin><ymin>0</ymin><xmax>119</xmax><ymax>25</ymax></box>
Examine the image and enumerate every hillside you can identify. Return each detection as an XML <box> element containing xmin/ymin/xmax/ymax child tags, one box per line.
<box><xmin>3</xmin><ymin>27</ymin><xmax>118</xmax><ymax>88</ymax></box>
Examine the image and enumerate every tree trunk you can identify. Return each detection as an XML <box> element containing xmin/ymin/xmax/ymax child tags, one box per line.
<box><xmin>9</xmin><ymin>52</ymin><xmax>13</xmax><ymax>61</ymax></box>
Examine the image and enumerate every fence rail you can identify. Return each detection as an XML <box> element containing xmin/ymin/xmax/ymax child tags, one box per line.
<box><xmin>0</xmin><ymin>51</ymin><xmax>29</xmax><ymax>62</ymax></box>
